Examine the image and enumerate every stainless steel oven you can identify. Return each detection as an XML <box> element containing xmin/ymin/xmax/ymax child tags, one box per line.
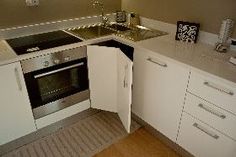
<box><xmin>21</xmin><ymin>46</ymin><xmax>89</xmax><ymax>119</ymax></box>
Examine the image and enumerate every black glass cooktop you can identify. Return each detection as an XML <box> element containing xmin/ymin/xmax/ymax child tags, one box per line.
<box><xmin>6</xmin><ymin>30</ymin><xmax>82</xmax><ymax>55</ymax></box>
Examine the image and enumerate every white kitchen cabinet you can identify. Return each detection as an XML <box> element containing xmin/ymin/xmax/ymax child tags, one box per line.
<box><xmin>132</xmin><ymin>48</ymin><xmax>189</xmax><ymax>141</ymax></box>
<box><xmin>179</xmin><ymin>70</ymin><xmax>236</xmax><ymax>157</ymax></box>
<box><xmin>0</xmin><ymin>62</ymin><xmax>36</xmax><ymax>145</ymax></box>
<box><xmin>87</xmin><ymin>45</ymin><xmax>132</xmax><ymax>133</ymax></box>
<box><xmin>178</xmin><ymin>112</ymin><xmax>236</xmax><ymax>157</ymax></box>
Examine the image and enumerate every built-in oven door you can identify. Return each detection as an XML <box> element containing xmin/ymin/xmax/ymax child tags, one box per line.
<box><xmin>24</xmin><ymin>58</ymin><xmax>89</xmax><ymax>119</ymax></box>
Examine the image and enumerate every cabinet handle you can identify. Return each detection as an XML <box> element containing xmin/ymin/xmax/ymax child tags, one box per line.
<box><xmin>198</xmin><ymin>104</ymin><xmax>226</xmax><ymax>119</ymax></box>
<box><xmin>34</xmin><ymin>62</ymin><xmax>84</xmax><ymax>78</ymax></box>
<box><xmin>147</xmin><ymin>58</ymin><xmax>167</xmax><ymax>67</ymax></box>
<box><xmin>203</xmin><ymin>81</ymin><xmax>234</xmax><ymax>96</ymax></box>
<box><xmin>123</xmin><ymin>64</ymin><xmax>128</xmax><ymax>88</ymax></box>
<box><xmin>14</xmin><ymin>67</ymin><xmax>22</xmax><ymax>91</ymax></box>
<box><xmin>193</xmin><ymin>123</ymin><xmax>219</xmax><ymax>140</ymax></box>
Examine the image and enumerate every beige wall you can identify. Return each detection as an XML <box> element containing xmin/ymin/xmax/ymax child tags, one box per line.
<box><xmin>1</xmin><ymin>0</ymin><xmax>235</xmax><ymax>38</ymax></box>
<box><xmin>122</xmin><ymin>0</ymin><xmax>236</xmax><ymax>38</ymax></box>
<box><xmin>0</xmin><ymin>0</ymin><xmax>121</xmax><ymax>29</ymax></box>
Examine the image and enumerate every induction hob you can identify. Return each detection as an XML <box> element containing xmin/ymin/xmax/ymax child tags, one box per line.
<box><xmin>6</xmin><ymin>30</ymin><xmax>82</xmax><ymax>55</ymax></box>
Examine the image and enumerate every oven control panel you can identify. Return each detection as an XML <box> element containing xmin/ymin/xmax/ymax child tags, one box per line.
<box><xmin>21</xmin><ymin>46</ymin><xmax>87</xmax><ymax>74</ymax></box>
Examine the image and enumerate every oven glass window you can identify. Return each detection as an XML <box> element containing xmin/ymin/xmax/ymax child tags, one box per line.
<box><xmin>37</xmin><ymin>67</ymin><xmax>82</xmax><ymax>104</ymax></box>
<box><xmin>24</xmin><ymin>58</ymin><xmax>89</xmax><ymax>109</ymax></box>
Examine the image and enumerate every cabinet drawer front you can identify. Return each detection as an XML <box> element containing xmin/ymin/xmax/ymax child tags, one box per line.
<box><xmin>178</xmin><ymin>113</ymin><xmax>236</xmax><ymax>157</ymax></box>
<box><xmin>185</xmin><ymin>93</ymin><xmax>236</xmax><ymax>140</ymax></box>
<box><xmin>188</xmin><ymin>71</ymin><xmax>236</xmax><ymax>114</ymax></box>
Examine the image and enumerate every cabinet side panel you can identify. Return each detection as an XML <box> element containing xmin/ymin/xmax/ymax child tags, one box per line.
<box><xmin>0</xmin><ymin>62</ymin><xmax>36</xmax><ymax>145</ymax></box>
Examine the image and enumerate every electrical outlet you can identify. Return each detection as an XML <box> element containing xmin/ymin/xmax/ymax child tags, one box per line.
<box><xmin>26</xmin><ymin>0</ymin><xmax>39</xmax><ymax>6</ymax></box>
<box><xmin>232</xmin><ymin>40</ymin><xmax>236</xmax><ymax>46</ymax></box>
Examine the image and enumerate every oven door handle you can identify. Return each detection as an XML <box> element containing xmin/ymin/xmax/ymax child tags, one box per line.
<box><xmin>34</xmin><ymin>62</ymin><xmax>84</xmax><ymax>78</ymax></box>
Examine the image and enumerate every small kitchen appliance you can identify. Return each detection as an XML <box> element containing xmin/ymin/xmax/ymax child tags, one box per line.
<box><xmin>128</xmin><ymin>12</ymin><xmax>140</xmax><ymax>27</ymax></box>
<box><xmin>215</xmin><ymin>19</ymin><xmax>235</xmax><ymax>53</ymax></box>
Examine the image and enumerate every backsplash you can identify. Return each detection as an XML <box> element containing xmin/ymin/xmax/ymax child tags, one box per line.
<box><xmin>0</xmin><ymin>0</ymin><xmax>121</xmax><ymax>29</ymax></box>
<box><xmin>122</xmin><ymin>0</ymin><xmax>236</xmax><ymax>38</ymax></box>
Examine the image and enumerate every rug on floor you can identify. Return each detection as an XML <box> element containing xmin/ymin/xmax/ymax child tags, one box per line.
<box><xmin>2</xmin><ymin>111</ymin><xmax>140</xmax><ymax>157</ymax></box>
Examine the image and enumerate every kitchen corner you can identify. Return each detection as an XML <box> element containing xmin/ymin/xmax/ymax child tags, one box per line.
<box><xmin>1</xmin><ymin>1</ymin><xmax>236</xmax><ymax>157</ymax></box>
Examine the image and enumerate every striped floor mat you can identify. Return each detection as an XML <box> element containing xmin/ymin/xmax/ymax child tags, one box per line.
<box><xmin>2</xmin><ymin>111</ymin><xmax>140</xmax><ymax>157</ymax></box>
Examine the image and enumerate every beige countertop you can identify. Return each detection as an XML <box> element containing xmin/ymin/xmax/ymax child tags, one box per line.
<box><xmin>0</xmin><ymin>40</ymin><xmax>18</xmax><ymax>65</ymax></box>
<box><xmin>0</xmin><ymin>29</ymin><xmax>236</xmax><ymax>84</ymax></box>
<box><xmin>136</xmin><ymin>34</ymin><xmax>236</xmax><ymax>84</ymax></box>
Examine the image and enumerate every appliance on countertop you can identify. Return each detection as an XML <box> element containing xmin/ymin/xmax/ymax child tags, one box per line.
<box><xmin>6</xmin><ymin>30</ymin><xmax>82</xmax><ymax>55</ymax></box>
<box><xmin>21</xmin><ymin>46</ymin><xmax>89</xmax><ymax>119</ymax></box>
<box><xmin>128</xmin><ymin>12</ymin><xmax>140</xmax><ymax>27</ymax></box>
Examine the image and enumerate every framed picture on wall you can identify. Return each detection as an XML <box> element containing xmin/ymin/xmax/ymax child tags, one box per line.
<box><xmin>175</xmin><ymin>21</ymin><xmax>200</xmax><ymax>43</ymax></box>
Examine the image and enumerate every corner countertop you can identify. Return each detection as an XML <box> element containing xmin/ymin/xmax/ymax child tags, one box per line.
<box><xmin>136</xmin><ymin>34</ymin><xmax>236</xmax><ymax>84</ymax></box>
<box><xmin>0</xmin><ymin>28</ymin><xmax>236</xmax><ymax>84</ymax></box>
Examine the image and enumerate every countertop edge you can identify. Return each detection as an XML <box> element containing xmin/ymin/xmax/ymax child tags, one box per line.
<box><xmin>1</xmin><ymin>33</ymin><xmax>236</xmax><ymax>85</ymax></box>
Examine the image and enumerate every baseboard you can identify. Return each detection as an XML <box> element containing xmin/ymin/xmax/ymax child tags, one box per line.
<box><xmin>132</xmin><ymin>113</ymin><xmax>194</xmax><ymax>157</ymax></box>
<box><xmin>35</xmin><ymin>99</ymin><xmax>90</xmax><ymax>129</ymax></box>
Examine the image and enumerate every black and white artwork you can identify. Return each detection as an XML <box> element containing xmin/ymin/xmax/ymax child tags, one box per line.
<box><xmin>175</xmin><ymin>21</ymin><xmax>200</xmax><ymax>43</ymax></box>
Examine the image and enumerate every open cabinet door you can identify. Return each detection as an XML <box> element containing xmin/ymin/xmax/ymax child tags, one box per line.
<box><xmin>87</xmin><ymin>45</ymin><xmax>117</xmax><ymax>112</ymax></box>
<box><xmin>117</xmin><ymin>50</ymin><xmax>133</xmax><ymax>133</ymax></box>
<box><xmin>87</xmin><ymin>45</ymin><xmax>132</xmax><ymax>133</ymax></box>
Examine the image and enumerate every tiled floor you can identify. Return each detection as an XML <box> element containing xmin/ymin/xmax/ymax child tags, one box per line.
<box><xmin>94</xmin><ymin>128</ymin><xmax>180</xmax><ymax>157</ymax></box>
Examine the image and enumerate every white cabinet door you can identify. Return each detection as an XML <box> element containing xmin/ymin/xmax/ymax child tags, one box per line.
<box><xmin>87</xmin><ymin>45</ymin><xmax>132</xmax><ymax>133</ymax></box>
<box><xmin>0</xmin><ymin>62</ymin><xmax>36</xmax><ymax>145</ymax></box>
<box><xmin>87</xmin><ymin>46</ymin><xmax>117</xmax><ymax>112</ymax></box>
<box><xmin>132</xmin><ymin>48</ymin><xmax>189</xmax><ymax>141</ymax></box>
<box><xmin>117</xmin><ymin>51</ymin><xmax>133</xmax><ymax>133</ymax></box>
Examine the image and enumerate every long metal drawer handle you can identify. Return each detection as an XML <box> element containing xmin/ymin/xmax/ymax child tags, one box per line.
<box><xmin>147</xmin><ymin>58</ymin><xmax>167</xmax><ymax>67</ymax></box>
<box><xmin>204</xmin><ymin>82</ymin><xmax>234</xmax><ymax>96</ymax></box>
<box><xmin>34</xmin><ymin>62</ymin><xmax>84</xmax><ymax>78</ymax></box>
<box><xmin>198</xmin><ymin>104</ymin><xmax>226</xmax><ymax>119</ymax></box>
<box><xmin>193</xmin><ymin>123</ymin><xmax>219</xmax><ymax>140</ymax></box>
<box><xmin>15</xmin><ymin>67</ymin><xmax>23</xmax><ymax>91</ymax></box>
